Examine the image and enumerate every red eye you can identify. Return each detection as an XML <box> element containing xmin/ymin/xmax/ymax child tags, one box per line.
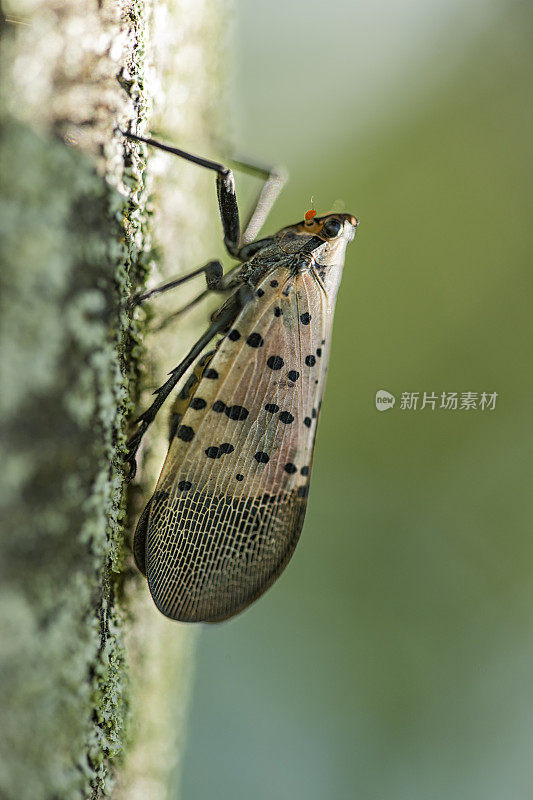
<box><xmin>304</xmin><ymin>209</ymin><xmax>317</xmax><ymax>221</ymax></box>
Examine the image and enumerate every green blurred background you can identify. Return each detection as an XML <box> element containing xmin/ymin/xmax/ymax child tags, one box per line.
<box><xmin>176</xmin><ymin>1</ymin><xmax>533</xmax><ymax>797</ymax></box>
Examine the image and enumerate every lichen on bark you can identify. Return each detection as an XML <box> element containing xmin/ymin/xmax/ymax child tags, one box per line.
<box><xmin>0</xmin><ymin>1</ymin><xmax>152</xmax><ymax>797</ymax></box>
<box><xmin>1</xmin><ymin>1</ymin><xmax>227</xmax><ymax>797</ymax></box>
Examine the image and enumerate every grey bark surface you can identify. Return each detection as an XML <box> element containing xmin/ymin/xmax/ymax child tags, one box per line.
<box><xmin>0</xmin><ymin>2</ymin><xmax>226</xmax><ymax>798</ymax></box>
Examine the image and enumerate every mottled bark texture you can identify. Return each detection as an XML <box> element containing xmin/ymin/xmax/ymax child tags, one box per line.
<box><xmin>0</xmin><ymin>1</ymin><xmax>226</xmax><ymax>798</ymax></box>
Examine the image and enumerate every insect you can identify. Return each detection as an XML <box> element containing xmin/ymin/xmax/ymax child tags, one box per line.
<box><xmin>122</xmin><ymin>129</ymin><xmax>358</xmax><ymax>623</ymax></box>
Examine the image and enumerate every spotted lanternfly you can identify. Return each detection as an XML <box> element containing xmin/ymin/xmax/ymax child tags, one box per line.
<box><xmin>122</xmin><ymin>129</ymin><xmax>358</xmax><ymax>623</ymax></box>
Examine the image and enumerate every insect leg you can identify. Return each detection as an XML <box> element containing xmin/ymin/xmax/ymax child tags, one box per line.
<box><xmin>125</xmin><ymin>283</ymin><xmax>254</xmax><ymax>479</ymax></box>
<box><xmin>121</xmin><ymin>129</ymin><xmax>242</xmax><ymax>257</ymax></box>
<box><xmin>131</xmin><ymin>260</ymin><xmax>224</xmax><ymax>307</ymax></box>
<box><xmin>155</xmin><ymin>260</ymin><xmax>246</xmax><ymax>330</ymax></box>
<box><xmin>229</xmin><ymin>154</ymin><xmax>287</xmax><ymax>247</ymax></box>
<box><xmin>134</xmin><ymin>262</ymin><xmax>243</xmax><ymax>331</ymax></box>
<box><xmin>153</xmin><ymin>289</ymin><xmax>210</xmax><ymax>332</ymax></box>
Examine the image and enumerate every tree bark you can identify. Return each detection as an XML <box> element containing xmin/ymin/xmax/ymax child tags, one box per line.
<box><xmin>0</xmin><ymin>2</ymin><xmax>227</xmax><ymax>798</ymax></box>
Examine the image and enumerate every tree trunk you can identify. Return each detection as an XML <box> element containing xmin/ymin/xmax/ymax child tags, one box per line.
<box><xmin>0</xmin><ymin>2</ymin><xmax>226</xmax><ymax>798</ymax></box>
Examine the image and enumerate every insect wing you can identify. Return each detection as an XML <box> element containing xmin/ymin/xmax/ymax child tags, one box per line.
<box><xmin>145</xmin><ymin>268</ymin><xmax>332</xmax><ymax>622</ymax></box>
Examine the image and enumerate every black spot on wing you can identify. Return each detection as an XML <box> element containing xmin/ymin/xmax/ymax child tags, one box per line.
<box><xmin>279</xmin><ymin>411</ymin><xmax>294</xmax><ymax>424</ymax></box>
<box><xmin>225</xmin><ymin>404</ymin><xmax>249</xmax><ymax>421</ymax></box>
<box><xmin>189</xmin><ymin>397</ymin><xmax>206</xmax><ymax>410</ymax></box>
<box><xmin>267</xmin><ymin>356</ymin><xmax>284</xmax><ymax>370</ymax></box>
<box><xmin>177</xmin><ymin>425</ymin><xmax>195</xmax><ymax>442</ymax></box>
<box><xmin>205</xmin><ymin>443</ymin><xmax>235</xmax><ymax>459</ymax></box>
<box><xmin>247</xmin><ymin>332</ymin><xmax>264</xmax><ymax>348</ymax></box>
<box><xmin>211</xmin><ymin>400</ymin><xmax>249</xmax><ymax>420</ymax></box>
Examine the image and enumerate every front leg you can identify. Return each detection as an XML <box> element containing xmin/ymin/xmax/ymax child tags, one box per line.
<box><xmin>119</xmin><ymin>129</ymin><xmax>286</xmax><ymax>257</ymax></box>
<box><xmin>120</xmin><ymin>130</ymin><xmax>242</xmax><ymax>257</ymax></box>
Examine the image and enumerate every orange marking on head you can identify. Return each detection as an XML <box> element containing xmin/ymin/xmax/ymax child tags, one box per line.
<box><xmin>304</xmin><ymin>209</ymin><xmax>317</xmax><ymax>222</ymax></box>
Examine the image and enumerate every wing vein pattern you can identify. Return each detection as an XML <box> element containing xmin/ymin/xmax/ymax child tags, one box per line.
<box><xmin>145</xmin><ymin>266</ymin><xmax>335</xmax><ymax>621</ymax></box>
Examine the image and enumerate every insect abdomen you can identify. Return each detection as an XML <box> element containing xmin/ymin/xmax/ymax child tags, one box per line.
<box><xmin>145</xmin><ymin>487</ymin><xmax>307</xmax><ymax>622</ymax></box>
